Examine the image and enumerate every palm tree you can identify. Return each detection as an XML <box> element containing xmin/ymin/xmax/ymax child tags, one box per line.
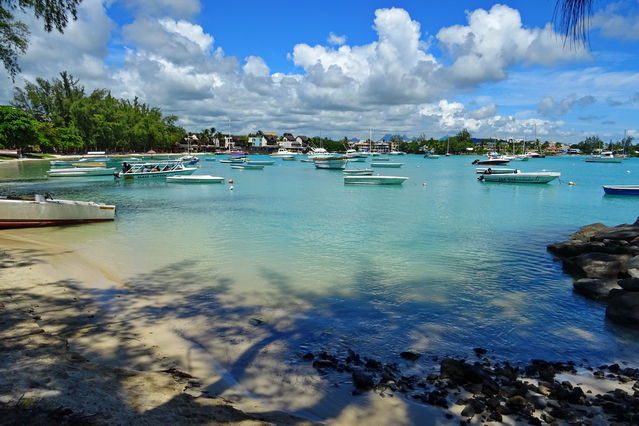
<box><xmin>555</xmin><ymin>0</ymin><xmax>593</xmax><ymax>41</ymax></box>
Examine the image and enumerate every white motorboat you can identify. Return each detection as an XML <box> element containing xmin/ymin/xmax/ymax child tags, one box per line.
<box><xmin>313</xmin><ymin>156</ymin><xmax>348</xmax><ymax>169</ymax></box>
<box><xmin>231</xmin><ymin>164</ymin><xmax>264</xmax><ymax>170</ymax></box>
<box><xmin>345</xmin><ymin>149</ymin><xmax>367</xmax><ymax>162</ymax></box>
<box><xmin>0</xmin><ymin>194</ymin><xmax>115</xmax><ymax>228</ymax></box>
<box><xmin>475</xmin><ymin>167</ymin><xmax>519</xmax><ymax>174</ymax></box>
<box><xmin>344</xmin><ymin>175</ymin><xmax>409</xmax><ymax>185</ymax></box>
<box><xmin>343</xmin><ymin>169</ymin><xmax>374</xmax><ymax>175</ymax></box>
<box><xmin>371</xmin><ymin>162</ymin><xmax>403</xmax><ymax>168</ymax></box>
<box><xmin>114</xmin><ymin>161</ymin><xmax>197</xmax><ymax>180</ymax></box>
<box><xmin>246</xmin><ymin>160</ymin><xmax>275</xmax><ymax>165</ymax></box>
<box><xmin>585</xmin><ymin>151</ymin><xmax>623</xmax><ymax>163</ymax></box>
<box><xmin>270</xmin><ymin>148</ymin><xmax>298</xmax><ymax>158</ymax></box>
<box><xmin>478</xmin><ymin>171</ymin><xmax>560</xmax><ymax>183</ymax></box>
<box><xmin>178</xmin><ymin>155</ymin><xmax>200</xmax><ymax>165</ymax></box>
<box><xmin>47</xmin><ymin>167</ymin><xmax>116</xmax><ymax>177</ymax></box>
<box><xmin>166</xmin><ymin>175</ymin><xmax>224</xmax><ymax>183</ymax></box>
<box><xmin>389</xmin><ymin>151</ymin><xmax>406</xmax><ymax>155</ymax></box>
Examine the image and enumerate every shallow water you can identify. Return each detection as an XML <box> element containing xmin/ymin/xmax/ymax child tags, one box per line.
<box><xmin>2</xmin><ymin>155</ymin><xmax>639</xmax><ymax>368</ymax></box>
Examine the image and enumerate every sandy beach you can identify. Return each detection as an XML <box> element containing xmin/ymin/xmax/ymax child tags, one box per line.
<box><xmin>0</xmin><ymin>230</ymin><xmax>319</xmax><ymax>425</ymax></box>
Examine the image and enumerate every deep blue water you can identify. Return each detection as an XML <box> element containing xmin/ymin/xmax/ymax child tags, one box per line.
<box><xmin>2</xmin><ymin>155</ymin><xmax>639</xmax><ymax>367</ymax></box>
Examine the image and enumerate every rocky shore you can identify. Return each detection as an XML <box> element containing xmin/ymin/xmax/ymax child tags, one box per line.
<box><xmin>547</xmin><ymin>217</ymin><xmax>639</xmax><ymax>327</ymax></box>
<box><xmin>300</xmin><ymin>347</ymin><xmax>639</xmax><ymax>424</ymax></box>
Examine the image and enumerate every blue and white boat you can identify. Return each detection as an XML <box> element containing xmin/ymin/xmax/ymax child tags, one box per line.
<box><xmin>603</xmin><ymin>185</ymin><xmax>639</xmax><ymax>195</ymax></box>
<box><xmin>313</xmin><ymin>156</ymin><xmax>348</xmax><ymax>169</ymax></box>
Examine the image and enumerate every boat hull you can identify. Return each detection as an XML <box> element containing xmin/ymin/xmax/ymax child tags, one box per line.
<box><xmin>231</xmin><ymin>164</ymin><xmax>264</xmax><ymax>170</ymax></box>
<box><xmin>167</xmin><ymin>175</ymin><xmax>224</xmax><ymax>183</ymax></box>
<box><xmin>48</xmin><ymin>167</ymin><xmax>116</xmax><ymax>177</ymax></box>
<box><xmin>371</xmin><ymin>163</ymin><xmax>403</xmax><ymax>168</ymax></box>
<box><xmin>313</xmin><ymin>157</ymin><xmax>348</xmax><ymax>169</ymax></box>
<box><xmin>119</xmin><ymin>168</ymin><xmax>197</xmax><ymax>179</ymax></box>
<box><xmin>475</xmin><ymin>167</ymin><xmax>518</xmax><ymax>174</ymax></box>
<box><xmin>344</xmin><ymin>176</ymin><xmax>408</xmax><ymax>185</ymax></box>
<box><xmin>479</xmin><ymin>172</ymin><xmax>560</xmax><ymax>183</ymax></box>
<box><xmin>585</xmin><ymin>158</ymin><xmax>623</xmax><ymax>163</ymax></box>
<box><xmin>343</xmin><ymin>169</ymin><xmax>374</xmax><ymax>175</ymax></box>
<box><xmin>0</xmin><ymin>197</ymin><xmax>115</xmax><ymax>228</ymax></box>
<box><xmin>472</xmin><ymin>159</ymin><xmax>510</xmax><ymax>165</ymax></box>
<box><xmin>603</xmin><ymin>185</ymin><xmax>639</xmax><ymax>195</ymax></box>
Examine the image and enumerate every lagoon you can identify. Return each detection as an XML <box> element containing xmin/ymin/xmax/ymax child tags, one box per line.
<box><xmin>2</xmin><ymin>155</ymin><xmax>639</xmax><ymax>415</ymax></box>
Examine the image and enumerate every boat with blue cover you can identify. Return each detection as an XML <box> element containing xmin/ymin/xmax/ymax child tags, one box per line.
<box><xmin>603</xmin><ymin>185</ymin><xmax>639</xmax><ymax>195</ymax></box>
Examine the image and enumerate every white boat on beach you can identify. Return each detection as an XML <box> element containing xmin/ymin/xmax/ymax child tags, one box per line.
<box><xmin>114</xmin><ymin>161</ymin><xmax>197</xmax><ymax>180</ymax></box>
<box><xmin>47</xmin><ymin>167</ymin><xmax>116</xmax><ymax>177</ymax></box>
<box><xmin>478</xmin><ymin>171</ymin><xmax>560</xmax><ymax>183</ymax></box>
<box><xmin>344</xmin><ymin>175</ymin><xmax>409</xmax><ymax>185</ymax></box>
<box><xmin>0</xmin><ymin>194</ymin><xmax>115</xmax><ymax>228</ymax></box>
<box><xmin>0</xmin><ymin>149</ymin><xmax>20</xmax><ymax>158</ymax></box>
<box><xmin>343</xmin><ymin>169</ymin><xmax>374</xmax><ymax>175</ymax></box>
<box><xmin>166</xmin><ymin>175</ymin><xmax>224</xmax><ymax>183</ymax></box>
<box><xmin>371</xmin><ymin>162</ymin><xmax>403</xmax><ymax>168</ymax></box>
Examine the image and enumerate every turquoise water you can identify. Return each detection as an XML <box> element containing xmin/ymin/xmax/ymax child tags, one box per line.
<box><xmin>2</xmin><ymin>155</ymin><xmax>639</xmax><ymax>366</ymax></box>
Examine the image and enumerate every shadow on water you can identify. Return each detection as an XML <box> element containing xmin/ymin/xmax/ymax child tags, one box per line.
<box><xmin>2</xmin><ymin>246</ymin><xmax>639</xmax><ymax>423</ymax></box>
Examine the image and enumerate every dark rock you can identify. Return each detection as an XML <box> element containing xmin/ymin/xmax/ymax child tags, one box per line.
<box><xmin>399</xmin><ymin>351</ymin><xmax>421</xmax><ymax>361</ymax></box>
<box><xmin>301</xmin><ymin>352</ymin><xmax>314</xmax><ymax>361</ymax></box>
<box><xmin>569</xmin><ymin>223</ymin><xmax>610</xmax><ymax>241</ymax></box>
<box><xmin>352</xmin><ymin>371</ymin><xmax>375</xmax><ymax>391</ymax></box>
<box><xmin>592</xmin><ymin>224</ymin><xmax>639</xmax><ymax>242</ymax></box>
<box><xmin>626</xmin><ymin>256</ymin><xmax>639</xmax><ymax>278</ymax></box>
<box><xmin>364</xmin><ymin>358</ymin><xmax>382</xmax><ymax>371</ymax></box>
<box><xmin>488</xmin><ymin>411</ymin><xmax>503</xmax><ymax>422</ymax></box>
<box><xmin>618</xmin><ymin>277</ymin><xmax>639</xmax><ymax>291</ymax></box>
<box><xmin>461</xmin><ymin>404</ymin><xmax>476</xmax><ymax>418</ymax></box>
<box><xmin>563</xmin><ymin>253</ymin><xmax>631</xmax><ymax>279</ymax></box>
<box><xmin>439</xmin><ymin>358</ymin><xmax>499</xmax><ymax>395</ymax></box>
<box><xmin>573</xmin><ymin>278</ymin><xmax>619</xmax><ymax>299</ymax></box>
<box><xmin>312</xmin><ymin>359</ymin><xmax>337</xmax><ymax>370</ymax></box>
<box><xmin>473</xmin><ymin>347</ymin><xmax>487</xmax><ymax>356</ymax></box>
<box><xmin>547</xmin><ymin>240</ymin><xmax>605</xmax><ymax>257</ymax></box>
<box><xmin>346</xmin><ymin>348</ymin><xmax>362</xmax><ymax>365</ymax></box>
<box><xmin>606</xmin><ymin>289</ymin><xmax>639</xmax><ymax>327</ymax></box>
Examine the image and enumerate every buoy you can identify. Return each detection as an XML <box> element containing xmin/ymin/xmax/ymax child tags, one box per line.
<box><xmin>229</xmin><ymin>185</ymin><xmax>234</xmax><ymax>190</ymax></box>
<box><xmin>568</xmin><ymin>181</ymin><xmax>576</xmax><ymax>186</ymax></box>
<box><xmin>422</xmin><ymin>182</ymin><xmax>427</xmax><ymax>186</ymax></box>
<box><xmin>228</xmin><ymin>178</ymin><xmax>234</xmax><ymax>184</ymax></box>
<box><xmin>627</xmin><ymin>170</ymin><xmax>631</xmax><ymax>174</ymax></box>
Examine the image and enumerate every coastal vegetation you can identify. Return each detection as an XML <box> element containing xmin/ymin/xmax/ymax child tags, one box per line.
<box><xmin>4</xmin><ymin>72</ymin><xmax>186</xmax><ymax>153</ymax></box>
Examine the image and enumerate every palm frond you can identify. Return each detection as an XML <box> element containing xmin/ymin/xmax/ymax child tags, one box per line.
<box><xmin>554</xmin><ymin>0</ymin><xmax>594</xmax><ymax>42</ymax></box>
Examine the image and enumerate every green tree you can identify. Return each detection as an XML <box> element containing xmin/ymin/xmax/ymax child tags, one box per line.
<box><xmin>0</xmin><ymin>104</ymin><xmax>43</xmax><ymax>148</ymax></box>
<box><xmin>1</xmin><ymin>1</ymin><xmax>82</xmax><ymax>79</ymax></box>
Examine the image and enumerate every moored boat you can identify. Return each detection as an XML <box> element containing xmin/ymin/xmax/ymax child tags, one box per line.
<box><xmin>585</xmin><ymin>151</ymin><xmax>623</xmax><ymax>163</ymax></box>
<box><xmin>47</xmin><ymin>167</ymin><xmax>116</xmax><ymax>177</ymax></box>
<box><xmin>478</xmin><ymin>171</ymin><xmax>560</xmax><ymax>183</ymax></box>
<box><xmin>344</xmin><ymin>175</ymin><xmax>409</xmax><ymax>185</ymax></box>
<box><xmin>313</xmin><ymin>156</ymin><xmax>348</xmax><ymax>169</ymax></box>
<box><xmin>114</xmin><ymin>161</ymin><xmax>197</xmax><ymax>179</ymax></box>
<box><xmin>343</xmin><ymin>169</ymin><xmax>374</xmax><ymax>175</ymax></box>
<box><xmin>602</xmin><ymin>185</ymin><xmax>639</xmax><ymax>195</ymax></box>
<box><xmin>231</xmin><ymin>164</ymin><xmax>264</xmax><ymax>170</ymax></box>
<box><xmin>246</xmin><ymin>160</ymin><xmax>275</xmax><ymax>165</ymax></box>
<box><xmin>0</xmin><ymin>194</ymin><xmax>115</xmax><ymax>228</ymax></box>
<box><xmin>475</xmin><ymin>167</ymin><xmax>519</xmax><ymax>174</ymax></box>
<box><xmin>371</xmin><ymin>162</ymin><xmax>403</xmax><ymax>168</ymax></box>
<box><xmin>270</xmin><ymin>148</ymin><xmax>298</xmax><ymax>158</ymax></box>
<box><xmin>166</xmin><ymin>175</ymin><xmax>225</xmax><ymax>183</ymax></box>
<box><xmin>472</xmin><ymin>157</ymin><xmax>510</xmax><ymax>165</ymax></box>
<box><xmin>0</xmin><ymin>149</ymin><xmax>20</xmax><ymax>158</ymax></box>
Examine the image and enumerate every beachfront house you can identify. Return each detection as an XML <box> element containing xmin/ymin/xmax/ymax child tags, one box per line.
<box><xmin>281</xmin><ymin>133</ymin><xmax>303</xmax><ymax>151</ymax></box>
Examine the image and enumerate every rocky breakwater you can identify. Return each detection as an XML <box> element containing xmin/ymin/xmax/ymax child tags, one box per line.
<box><xmin>547</xmin><ymin>217</ymin><xmax>639</xmax><ymax>327</ymax></box>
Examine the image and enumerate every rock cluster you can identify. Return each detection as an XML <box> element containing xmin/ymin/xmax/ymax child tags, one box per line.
<box><xmin>547</xmin><ymin>217</ymin><xmax>639</xmax><ymax>327</ymax></box>
<box><xmin>302</xmin><ymin>348</ymin><xmax>639</xmax><ymax>424</ymax></box>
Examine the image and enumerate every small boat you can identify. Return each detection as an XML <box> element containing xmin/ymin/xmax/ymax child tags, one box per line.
<box><xmin>374</xmin><ymin>157</ymin><xmax>391</xmax><ymax>161</ymax></box>
<box><xmin>585</xmin><ymin>151</ymin><xmax>623</xmax><ymax>163</ymax></box>
<box><xmin>343</xmin><ymin>169</ymin><xmax>374</xmax><ymax>175</ymax></box>
<box><xmin>478</xmin><ymin>171</ymin><xmax>560</xmax><ymax>183</ymax></box>
<box><xmin>270</xmin><ymin>148</ymin><xmax>298</xmax><ymax>158</ymax></box>
<box><xmin>602</xmin><ymin>185</ymin><xmax>639</xmax><ymax>195</ymax></box>
<box><xmin>70</xmin><ymin>162</ymin><xmax>107</xmax><ymax>168</ymax></box>
<box><xmin>526</xmin><ymin>151</ymin><xmax>545</xmax><ymax>158</ymax></box>
<box><xmin>0</xmin><ymin>194</ymin><xmax>115</xmax><ymax>228</ymax></box>
<box><xmin>246</xmin><ymin>160</ymin><xmax>275</xmax><ymax>165</ymax></box>
<box><xmin>472</xmin><ymin>157</ymin><xmax>510</xmax><ymax>165</ymax></box>
<box><xmin>166</xmin><ymin>175</ymin><xmax>224</xmax><ymax>183</ymax></box>
<box><xmin>220</xmin><ymin>156</ymin><xmax>246</xmax><ymax>164</ymax></box>
<box><xmin>178</xmin><ymin>155</ymin><xmax>200</xmax><ymax>165</ymax></box>
<box><xmin>47</xmin><ymin>167</ymin><xmax>116</xmax><ymax>177</ymax></box>
<box><xmin>231</xmin><ymin>164</ymin><xmax>264</xmax><ymax>170</ymax></box>
<box><xmin>281</xmin><ymin>155</ymin><xmax>297</xmax><ymax>161</ymax></box>
<box><xmin>300</xmin><ymin>159</ymin><xmax>314</xmax><ymax>163</ymax></box>
<box><xmin>344</xmin><ymin>176</ymin><xmax>409</xmax><ymax>185</ymax></box>
<box><xmin>424</xmin><ymin>153</ymin><xmax>440</xmax><ymax>159</ymax></box>
<box><xmin>313</xmin><ymin>156</ymin><xmax>348</xmax><ymax>169</ymax></box>
<box><xmin>475</xmin><ymin>167</ymin><xmax>519</xmax><ymax>174</ymax></box>
<box><xmin>389</xmin><ymin>151</ymin><xmax>406</xmax><ymax>155</ymax></box>
<box><xmin>0</xmin><ymin>149</ymin><xmax>20</xmax><ymax>158</ymax></box>
<box><xmin>114</xmin><ymin>161</ymin><xmax>197</xmax><ymax>179</ymax></box>
<box><xmin>345</xmin><ymin>149</ymin><xmax>367</xmax><ymax>162</ymax></box>
<box><xmin>371</xmin><ymin>162</ymin><xmax>403</xmax><ymax>168</ymax></box>
<box><xmin>51</xmin><ymin>157</ymin><xmax>108</xmax><ymax>167</ymax></box>
<box><xmin>204</xmin><ymin>158</ymin><xmax>217</xmax><ymax>162</ymax></box>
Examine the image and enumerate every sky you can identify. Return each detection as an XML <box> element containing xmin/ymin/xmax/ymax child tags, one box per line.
<box><xmin>1</xmin><ymin>0</ymin><xmax>638</xmax><ymax>142</ymax></box>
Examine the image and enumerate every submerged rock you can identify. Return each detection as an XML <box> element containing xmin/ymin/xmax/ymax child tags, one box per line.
<box><xmin>573</xmin><ymin>278</ymin><xmax>620</xmax><ymax>300</ymax></box>
<box><xmin>562</xmin><ymin>253</ymin><xmax>631</xmax><ymax>279</ymax></box>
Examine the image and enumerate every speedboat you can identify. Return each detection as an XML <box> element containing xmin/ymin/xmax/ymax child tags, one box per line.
<box><xmin>166</xmin><ymin>175</ymin><xmax>224</xmax><ymax>183</ymax></box>
<box><xmin>478</xmin><ymin>171</ymin><xmax>560</xmax><ymax>183</ymax></box>
<box><xmin>270</xmin><ymin>148</ymin><xmax>298</xmax><ymax>158</ymax></box>
<box><xmin>114</xmin><ymin>161</ymin><xmax>197</xmax><ymax>179</ymax></box>
<box><xmin>47</xmin><ymin>167</ymin><xmax>116</xmax><ymax>177</ymax></box>
<box><xmin>313</xmin><ymin>156</ymin><xmax>348</xmax><ymax>169</ymax></box>
<box><xmin>231</xmin><ymin>164</ymin><xmax>264</xmax><ymax>170</ymax></box>
<box><xmin>371</xmin><ymin>162</ymin><xmax>403</xmax><ymax>168</ymax></box>
<box><xmin>246</xmin><ymin>160</ymin><xmax>275</xmax><ymax>165</ymax></box>
<box><xmin>0</xmin><ymin>194</ymin><xmax>115</xmax><ymax>228</ymax></box>
<box><xmin>345</xmin><ymin>149</ymin><xmax>368</xmax><ymax>162</ymax></box>
<box><xmin>389</xmin><ymin>151</ymin><xmax>406</xmax><ymax>155</ymax></box>
<box><xmin>603</xmin><ymin>185</ymin><xmax>639</xmax><ymax>195</ymax></box>
<box><xmin>343</xmin><ymin>169</ymin><xmax>374</xmax><ymax>175</ymax></box>
<box><xmin>472</xmin><ymin>157</ymin><xmax>510</xmax><ymax>166</ymax></box>
<box><xmin>475</xmin><ymin>167</ymin><xmax>519</xmax><ymax>174</ymax></box>
<box><xmin>178</xmin><ymin>155</ymin><xmax>200</xmax><ymax>165</ymax></box>
<box><xmin>344</xmin><ymin>176</ymin><xmax>409</xmax><ymax>185</ymax></box>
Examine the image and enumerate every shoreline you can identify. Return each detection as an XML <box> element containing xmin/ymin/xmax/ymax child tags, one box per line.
<box><xmin>2</xmin><ymin>230</ymin><xmax>639</xmax><ymax>424</ymax></box>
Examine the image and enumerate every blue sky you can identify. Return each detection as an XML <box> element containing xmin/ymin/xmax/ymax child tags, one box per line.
<box><xmin>1</xmin><ymin>0</ymin><xmax>638</xmax><ymax>142</ymax></box>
